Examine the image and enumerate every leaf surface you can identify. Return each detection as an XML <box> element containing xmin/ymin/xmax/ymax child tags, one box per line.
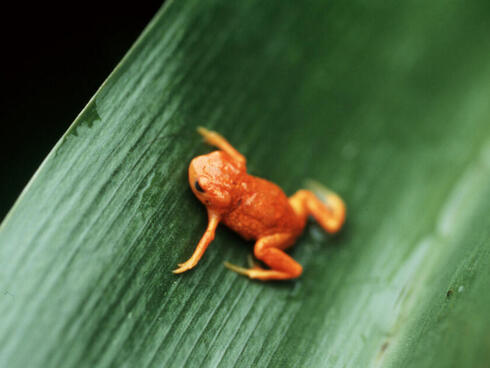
<box><xmin>1</xmin><ymin>1</ymin><xmax>490</xmax><ymax>367</ymax></box>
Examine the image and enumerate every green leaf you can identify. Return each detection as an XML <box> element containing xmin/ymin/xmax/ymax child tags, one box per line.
<box><xmin>1</xmin><ymin>1</ymin><xmax>490</xmax><ymax>367</ymax></box>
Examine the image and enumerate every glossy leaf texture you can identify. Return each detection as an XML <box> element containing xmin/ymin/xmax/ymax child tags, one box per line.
<box><xmin>1</xmin><ymin>1</ymin><xmax>490</xmax><ymax>367</ymax></box>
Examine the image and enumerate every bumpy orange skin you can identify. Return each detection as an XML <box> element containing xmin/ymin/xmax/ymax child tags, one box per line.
<box><xmin>189</xmin><ymin>151</ymin><xmax>305</xmax><ymax>241</ymax></box>
<box><xmin>174</xmin><ymin>128</ymin><xmax>346</xmax><ymax>281</ymax></box>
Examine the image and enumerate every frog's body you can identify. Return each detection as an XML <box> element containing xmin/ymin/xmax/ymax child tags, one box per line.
<box><xmin>223</xmin><ymin>172</ymin><xmax>305</xmax><ymax>241</ymax></box>
<box><xmin>173</xmin><ymin>128</ymin><xmax>346</xmax><ymax>281</ymax></box>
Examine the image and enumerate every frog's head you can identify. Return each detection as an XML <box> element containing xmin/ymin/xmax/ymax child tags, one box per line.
<box><xmin>188</xmin><ymin>151</ymin><xmax>241</xmax><ymax>212</ymax></box>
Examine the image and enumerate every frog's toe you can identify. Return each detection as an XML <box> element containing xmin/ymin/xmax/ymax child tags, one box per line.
<box><xmin>305</xmin><ymin>179</ymin><xmax>335</xmax><ymax>195</ymax></box>
<box><xmin>305</xmin><ymin>179</ymin><xmax>334</xmax><ymax>205</ymax></box>
<box><xmin>197</xmin><ymin>126</ymin><xmax>211</xmax><ymax>136</ymax></box>
<box><xmin>173</xmin><ymin>261</ymin><xmax>196</xmax><ymax>274</ymax></box>
<box><xmin>224</xmin><ymin>261</ymin><xmax>251</xmax><ymax>276</ymax></box>
<box><xmin>247</xmin><ymin>255</ymin><xmax>263</xmax><ymax>270</ymax></box>
<box><xmin>172</xmin><ymin>265</ymin><xmax>189</xmax><ymax>274</ymax></box>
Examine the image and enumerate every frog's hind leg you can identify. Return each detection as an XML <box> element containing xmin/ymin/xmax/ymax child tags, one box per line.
<box><xmin>224</xmin><ymin>233</ymin><xmax>303</xmax><ymax>281</ymax></box>
<box><xmin>289</xmin><ymin>182</ymin><xmax>345</xmax><ymax>234</ymax></box>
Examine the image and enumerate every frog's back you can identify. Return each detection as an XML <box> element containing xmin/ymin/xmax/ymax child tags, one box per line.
<box><xmin>222</xmin><ymin>175</ymin><xmax>304</xmax><ymax>240</ymax></box>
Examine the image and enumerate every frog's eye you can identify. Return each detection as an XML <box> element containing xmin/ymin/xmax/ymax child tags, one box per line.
<box><xmin>194</xmin><ymin>180</ymin><xmax>205</xmax><ymax>193</ymax></box>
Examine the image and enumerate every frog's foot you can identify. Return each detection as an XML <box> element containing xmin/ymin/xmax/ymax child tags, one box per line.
<box><xmin>289</xmin><ymin>181</ymin><xmax>346</xmax><ymax>234</ymax></box>
<box><xmin>224</xmin><ymin>254</ymin><xmax>262</xmax><ymax>272</ymax></box>
<box><xmin>196</xmin><ymin>126</ymin><xmax>214</xmax><ymax>142</ymax></box>
<box><xmin>247</xmin><ymin>254</ymin><xmax>263</xmax><ymax>270</ymax></box>
<box><xmin>305</xmin><ymin>179</ymin><xmax>344</xmax><ymax>212</ymax></box>
<box><xmin>196</xmin><ymin>127</ymin><xmax>246</xmax><ymax>166</ymax></box>
<box><xmin>223</xmin><ymin>254</ymin><xmax>267</xmax><ymax>278</ymax></box>
<box><xmin>224</xmin><ymin>261</ymin><xmax>300</xmax><ymax>281</ymax></box>
<box><xmin>224</xmin><ymin>261</ymin><xmax>252</xmax><ymax>276</ymax></box>
<box><xmin>173</xmin><ymin>260</ymin><xmax>197</xmax><ymax>274</ymax></box>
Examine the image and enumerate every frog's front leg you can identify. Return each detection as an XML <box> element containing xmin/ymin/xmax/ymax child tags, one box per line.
<box><xmin>173</xmin><ymin>211</ymin><xmax>220</xmax><ymax>274</ymax></box>
<box><xmin>197</xmin><ymin>127</ymin><xmax>246</xmax><ymax>167</ymax></box>
<box><xmin>225</xmin><ymin>233</ymin><xmax>303</xmax><ymax>281</ymax></box>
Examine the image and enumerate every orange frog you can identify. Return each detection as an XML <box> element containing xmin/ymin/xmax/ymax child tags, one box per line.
<box><xmin>173</xmin><ymin>128</ymin><xmax>346</xmax><ymax>281</ymax></box>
